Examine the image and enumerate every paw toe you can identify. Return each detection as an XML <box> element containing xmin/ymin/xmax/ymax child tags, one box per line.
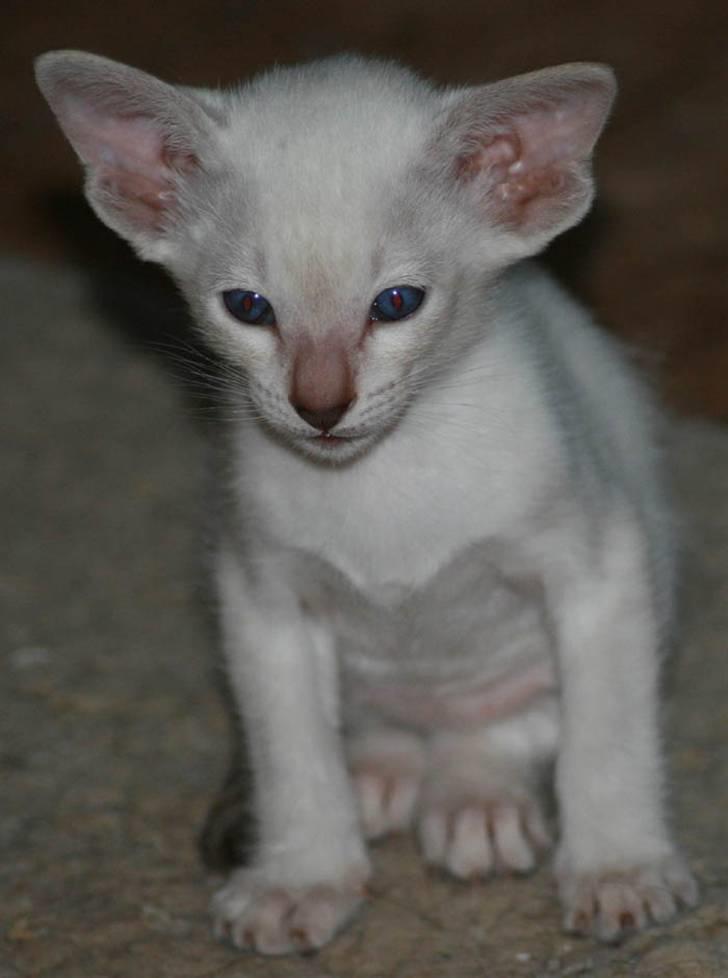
<box><xmin>492</xmin><ymin>804</ymin><xmax>536</xmax><ymax>873</ymax></box>
<box><xmin>353</xmin><ymin>770</ymin><xmax>420</xmax><ymax>840</ymax></box>
<box><xmin>449</xmin><ymin>806</ymin><xmax>495</xmax><ymax>878</ymax></box>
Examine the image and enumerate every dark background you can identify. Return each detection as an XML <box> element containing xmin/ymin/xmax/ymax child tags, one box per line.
<box><xmin>2</xmin><ymin>0</ymin><xmax>727</xmax><ymax>416</ymax></box>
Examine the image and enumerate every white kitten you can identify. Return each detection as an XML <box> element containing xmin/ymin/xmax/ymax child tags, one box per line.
<box><xmin>36</xmin><ymin>51</ymin><xmax>698</xmax><ymax>955</ymax></box>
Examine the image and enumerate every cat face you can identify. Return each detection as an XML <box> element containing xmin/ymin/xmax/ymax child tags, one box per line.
<box><xmin>167</xmin><ymin>65</ymin><xmax>480</xmax><ymax>461</ymax></box>
<box><xmin>181</xmin><ymin>111</ymin><xmax>471</xmax><ymax>459</ymax></box>
<box><xmin>36</xmin><ymin>52</ymin><xmax>615</xmax><ymax>462</ymax></box>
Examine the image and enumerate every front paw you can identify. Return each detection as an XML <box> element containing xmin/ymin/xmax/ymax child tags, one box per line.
<box><xmin>211</xmin><ymin>866</ymin><xmax>369</xmax><ymax>955</ymax></box>
<box><xmin>557</xmin><ymin>851</ymin><xmax>699</xmax><ymax>943</ymax></box>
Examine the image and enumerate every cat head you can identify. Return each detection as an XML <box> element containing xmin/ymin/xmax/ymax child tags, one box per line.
<box><xmin>36</xmin><ymin>52</ymin><xmax>615</xmax><ymax>462</ymax></box>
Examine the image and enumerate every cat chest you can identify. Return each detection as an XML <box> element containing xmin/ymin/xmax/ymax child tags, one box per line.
<box><xmin>248</xmin><ymin>444</ymin><xmax>538</xmax><ymax>596</ymax></box>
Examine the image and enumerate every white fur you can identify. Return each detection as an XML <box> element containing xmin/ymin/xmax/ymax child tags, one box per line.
<box><xmin>36</xmin><ymin>50</ymin><xmax>697</xmax><ymax>955</ymax></box>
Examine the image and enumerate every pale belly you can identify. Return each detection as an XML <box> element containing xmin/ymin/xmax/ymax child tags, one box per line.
<box><xmin>295</xmin><ymin>540</ymin><xmax>558</xmax><ymax>733</ymax></box>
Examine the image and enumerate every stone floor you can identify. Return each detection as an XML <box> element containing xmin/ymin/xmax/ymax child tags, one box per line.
<box><xmin>2</xmin><ymin>259</ymin><xmax>727</xmax><ymax>977</ymax></box>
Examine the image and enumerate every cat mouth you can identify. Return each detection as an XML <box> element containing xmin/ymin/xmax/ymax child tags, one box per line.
<box><xmin>303</xmin><ymin>429</ymin><xmax>372</xmax><ymax>456</ymax></box>
<box><xmin>312</xmin><ymin>433</ymin><xmax>348</xmax><ymax>448</ymax></box>
<box><xmin>295</xmin><ymin>423</ymin><xmax>379</xmax><ymax>459</ymax></box>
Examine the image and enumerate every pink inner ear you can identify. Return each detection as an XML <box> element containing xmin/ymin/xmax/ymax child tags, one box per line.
<box><xmin>457</xmin><ymin>131</ymin><xmax>521</xmax><ymax>182</ymax></box>
<box><xmin>456</xmin><ymin>89</ymin><xmax>606</xmax><ymax>232</ymax></box>
<box><xmin>458</xmin><ymin>128</ymin><xmax>564</xmax><ymax>226</ymax></box>
<box><xmin>63</xmin><ymin>96</ymin><xmax>194</xmax><ymax>232</ymax></box>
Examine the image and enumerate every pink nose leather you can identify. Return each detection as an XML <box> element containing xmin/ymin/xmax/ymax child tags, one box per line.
<box><xmin>294</xmin><ymin>401</ymin><xmax>352</xmax><ymax>432</ymax></box>
<box><xmin>290</xmin><ymin>341</ymin><xmax>355</xmax><ymax>433</ymax></box>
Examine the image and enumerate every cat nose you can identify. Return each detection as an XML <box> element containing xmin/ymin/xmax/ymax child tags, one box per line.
<box><xmin>290</xmin><ymin>337</ymin><xmax>356</xmax><ymax>433</ymax></box>
<box><xmin>293</xmin><ymin>400</ymin><xmax>353</xmax><ymax>432</ymax></box>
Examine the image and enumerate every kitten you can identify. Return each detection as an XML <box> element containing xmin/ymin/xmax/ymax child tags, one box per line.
<box><xmin>36</xmin><ymin>50</ymin><xmax>698</xmax><ymax>955</ymax></box>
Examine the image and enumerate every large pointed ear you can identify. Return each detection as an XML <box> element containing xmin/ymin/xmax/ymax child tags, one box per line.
<box><xmin>35</xmin><ymin>50</ymin><xmax>223</xmax><ymax>262</ymax></box>
<box><xmin>434</xmin><ymin>63</ymin><xmax>616</xmax><ymax>258</ymax></box>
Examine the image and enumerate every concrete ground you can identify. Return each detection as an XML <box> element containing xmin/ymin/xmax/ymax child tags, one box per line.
<box><xmin>2</xmin><ymin>259</ymin><xmax>727</xmax><ymax>977</ymax></box>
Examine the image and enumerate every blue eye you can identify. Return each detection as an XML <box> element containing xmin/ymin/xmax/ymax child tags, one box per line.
<box><xmin>222</xmin><ymin>290</ymin><xmax>276</xmax><ymax>326</ymax></box>
<box><xmin>370</xmin><ymin>285</ymin><xmax>425</xmax><ymax>322</ymax></box>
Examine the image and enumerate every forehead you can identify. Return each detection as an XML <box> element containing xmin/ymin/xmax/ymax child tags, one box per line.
<box><xmin>224</xmin><ymin>56</ymin><xmax>436</xmax><ymax>179</ymax></box>
<box><xmin>214</xmin><ymin>59</ymin><xmax>437</xmax><ymax>282</ymax></box>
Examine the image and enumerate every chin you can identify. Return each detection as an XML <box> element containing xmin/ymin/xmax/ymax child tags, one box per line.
<box><xmin>295</xmin><ymin>431</ymin><xmax>379</xmax><ymax>464</ymax></box>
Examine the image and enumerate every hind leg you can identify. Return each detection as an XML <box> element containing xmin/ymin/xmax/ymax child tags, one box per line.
<box><xmin>346</xmin><ymin>727</ymin><xmax>427</xmax><ymax>840</ymax></box>
<box><xmin>418</xmin><ymin>698</ymin><xmax>558</xmax><ymax>878</ymax></box>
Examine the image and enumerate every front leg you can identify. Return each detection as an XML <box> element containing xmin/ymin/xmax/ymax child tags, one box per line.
<box><xmin>210</xmin><ymin>547</ymin><xmax>369</xmax><ymax>954</ymax></box>
<box><xmin>542</xmin><ymin>513</ymin><xmax>697</xmax><ymax>942</ymax></box>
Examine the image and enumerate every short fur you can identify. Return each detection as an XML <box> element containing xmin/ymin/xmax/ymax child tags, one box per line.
<box><xmin>36</xmin><ymin>50</ymin><xmax>697</xmax><ymax>955</ymax></box>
